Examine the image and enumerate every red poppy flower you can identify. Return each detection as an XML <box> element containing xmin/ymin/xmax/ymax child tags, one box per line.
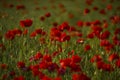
<box><xmin>96</xmin><ymin>61</ymin><xmax>114</xmax><ymax>72</ymax></box>
<box><xmin>87</xmin><ymin>32</ymin><xmax>95</xmax><ymax>39</ymax></box>
<box><xmin>5</xmin><ymin>30</ymin><xmax>15</xmax><ymax>40</ymax></box>
<box><xmin>14</xmin><ymin>76</ymin><xmax>25</xmax><ymax>80</ymax></box>
<box><xmin>116</xmin><ymin>59</ymin><xmax>120</xmax><ymax>68</ymax></box>
<box><xmin>53</xmin><ymin>77</ymin><xmax>62</xmax><ymax>80</ymax></box>
<box><xmin>16</xmin><ymin>5</ymin><xmax>25</xmax><ymax>10</ymax></box>
<box><xmin>70</xmin><ymin>63</ymin><xmax>81</xmax><ymax>72</ymax></box>
<box><xmin>106</xmin><ymin>4</ymin><xmax>112</xmax><ymax>10</ymax></box>
<box><xmin>60</xmin><ymin>58</ymin><xmax>71</xmax><ymax>68</ymax></box>
<box><xmin>108</xmin><ymin>53</ymin><xmax>119</xmax><ymax>62</ymax></box>
<box><xmin>99</xmin><ymin>9</ymin><xmax>106</xmax><ymax>15</ymax></box>
<box><xmin>90</xmin><ymin>54</ymin><xmax>102</xmax><ymax>63</ymax></box>
<box><xmin>91</xmin><ymin>20</ymin><xmax>101</xmax><ymax>26</ymax></box>
<box><xmin>45</xmin><ymin>12</ymin><xmax>51</xmax><ymax>17</ymax></box>
<box><xmin>57</xmin><ymin>67</ymin><xmax>66</xmax><ymax>76</ymax></box>
<box><xmin>40</xmin><ymin>16</ymin><xmax>45</xmax><ymax>21</ymax></box>
<box><xmin>12</xmin><ymin>28</ymin><xmax>22</xmax><ymax>36</ymax></box>
<box><xmin>0</xmin><ymin>64</ymin><xmax>7</xmax><ymax>69</ymax></box>
<box><xmin>35</xmin><ymin>28</ymin><xmax>42</xmax><ymax>35</ymax></box>
<box><xmin>34</xmin><ymin>52</ymin><xmax>43</xmax><ymax>61</ymax></box>
<box><xmin>43</xmin><ymin>54</ymin><xmax>52</xmax><ymax>62</ymax></box>
<box><xmin>76</xmin><ymin>38</ymin><xmax>84</xmax><ymax>44</ymax></box>
<box><xmin>71</xmin><ymin>55</ymin><xmax>81</xmax><ymax>63</ymax></box>
<box><xmin>93</xmin><ymin>6</ymin><xmax>99</xmax><ymax>11</ymax></box>
<box><xmin>9</xmin><ymin>71</ymin><xmax>16</xmax><ymax>76</ymax></box>
<box><xmin>85</xmin><ymin>0</ymin><xmax>93</xmax><ymax>5</ymax></box>
<box><xmin>72</xmin><ymin>73</ymin><xmax>90</xmax><ymax>80</ymax></box>
<box><xmin>100</xmin><ymin>40</ymin><xmax>110</xmax><ymax>47</ymax></box>
<box><xmin>59</xmin><ymin>33</ymin><xmax>70</xmax><ymax>42</ymax></box>
<box><xmin>32</xmin><ymin>68</ymin><xmax>40</xmax><ymax>77</ymax></box>
<box><xmin>84</xmin><ymin>8</ymin><xmax>90</xmax><ymax>15</ymax></box>
<box><xmin>23</xmin><ymin>29</ymin><xmax>28</xmax><ymax>35</ymax></box>
<box><xmin>77</xmin><ymin>21</ymin><xmax>84</xmax><ymax>27</ymax></box>
<box><xmin>58</xmin><ymin>22</ymin><xmax>70</xmax><ymax>31</ymax></box>
<box><xmin>17</xmin><ymin>61</ymin><xmax>25</xmax><ymax>69</ymax></box>
<box><xmin>20</xmin><ymin>19</ymin><xmax>33</xmax><ymax>28</ymax></box>
<box><xmin>84</xmin><ymin>44</ymin><xmax>91</xmax><ymax>51</ymax></box>
<box><xmin>41</xmin><ymin>75</ymin><xmax>52</xmax><ymax>80</ymax></box>
<box><xmin>30</xmin><ymin>31</ymin><xmax>37</xmax><ymax>38</ymax></box>
<box><xmin>100</xmin><ymin>30</ymin><xmax>110</xmax><ymax>39</ymax></box>
<box><xmin>39</xmin><ymin>60</ymin><xmax>48</xmax><ymax>69</ymax></box>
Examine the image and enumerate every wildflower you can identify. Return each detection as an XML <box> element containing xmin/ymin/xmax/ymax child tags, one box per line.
<box><xmin>20</xmin><ymin>19</ymin><xmax>33</xmax><ymax>28</ymax></box>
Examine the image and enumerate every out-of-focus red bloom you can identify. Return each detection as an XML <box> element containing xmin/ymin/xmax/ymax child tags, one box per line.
<box><xmin>38</xmin><ymin>71</ymin><xmax>45</xmax><ymax>79</ymax></box>
<box><xmin>91</xmin><ymin>26</ymin><xmax>103</xmax><ymax>38</ymax></box>
<box><xmin>114</xmin><ymin>28</ymin><xmax>120</xmax><ymax>35</ymax></box>
<box><xmin>77</xmin><ymin>21</ymin><xmax>84</xmax><ymax>27</ymax></box>
<box><xmin>90</xmin><ymin>54</ymin><xmax>102</xmax><ymax>63</ymax></box>
<box><xmin>84</xmin><ymin>21</ymin><xmax>91</xmax><ymax>26</ymax></box>
<box><xmin>57</xmin><ymin>67</ymin><xmax>66</xmax><ymax>76</ymax></box>
<box><xmin>60</xmin><ymin>58</ymin><xmax>71</xmax><ymax>68</ymax></box>
<box><xmin>20</xmin><ymin>19</ymin><xmax>33</xmax><ymax>28</ymax></box>
<box><xmin>0</xmin><ymin>64</ymin><xmax>7</xmax><ymax>69</ymax></box>
<box><xmin>52</xmin><ymin>51</ymin><xmax>60</xmax><ymax>57</ymax></box>
<box><xmin>12</xmin><ymin>28</ymin><xmax>22</xmax><ymax>36</ymax></box>
<box><xmin>17</xmin><ymin>61</ymin><xmax>25</xmax><ymax>69</ymax></box>
<box><xmin>16</xmin><ymin>5</ymin><xmax>25</xmax><ymax>10</ymax></box>
<box><xmin>71</xmin><ymin>55</ymin><xmax>81</xmax><ymax>63</ymax></box>
<box><xmin>106</xmin><ymin>4</ymin><xmax>112</xmax><ymax>10</ymax></box>
<box><xmin>30</xmin><ymin>31</ymin><xmax>37</xmax><ymax>38</ymax></box>
<box><xmin>68</xmin><ymin>13</ymin><xmax>74</xmax><ymax>19</ymax></box>
<box><xmin>9</xmin><ymin>71</ymin><xmax>16</xmax><ymax>76</ymax></box>
<box><xmin>102</xmin><ymin>22</ymin><xmax>108</xmax><ymax>28</ymax></box>
<box><xmin>108</xmin><ymin>53</ymin><xmax>119</xmax><ymax>62</ymax></box>
<box><xmin>97</xmin><ymin>61</ymin><xmax>114</xmax><ymax>72</ymax></box>
<box><xmin>84</xmin><ymin>8</ymin><xmax>90</xmax><ymax>15</ymax></box>
<box><xmin>116</xmin><ymin>59</ymin><xmax>120</xmax><ymax>68</ymax></box>
<box><xmin>104</xmin><ymin>43</ymin><xmax>114</xmax><ymax>52</ymax></box>
<box><xmin>35</xmin><ymin>28</ymin><xmax>42</xmax><ymax>35</ymax></box>
<box><xmin>43</xmin><ymin>54</ymin><xmax>52</xmax><ymax>62</ymax></box>
<box><xmin>87</xmin><ymin>32</ymin><xmax>95</xmax><ymax>39</ymax></box>
<box><xmin>32</xmin><ymin>68</ymin><xmax>40</xmax><ymax>77</ymax></box>
<box><xmin>39</xmin><ymin>60</ymin><xmax>48</xmax><ymax>69</ymax></box>
<box><xmin>93</xmin><ymin>6</ymin><xmax>99</xmax><ymax>11</ymax></box>
<box><xmin>100</xmin><ymin>40</ymin><xmax>110</xmax><ymax>47</ymax></box>
<box><xmin>100</xmin><ymin>30</ymin><xmax>110</xmax><ymax>39</ymax></box>
<box><xmin>23</xmin><ymin>29</ymin><xmax>28</xmax><ymax>35</ymax></box>
<box><xmin>41</xmin><ymin>75</ymin><xmax>52</xmax><ymax>80</ymax></box>
<box><xmin>45</xmin><ymin>12</ymin><xmax>51</xmax><ymax>17</ymax></box>
<box><xmin>70</xmin><ymin>63</ymin><xmax>81</xmax><ymax>72</ymax></box>
<box><xmin>47</xmin><ymin>62</ymin><xmax>59</xmax><ymax>72</ymax></box>
<box><xmin>110</xmin><ymin>15</ymin><xmax>120</xmax><ymax>24</ymax></box>
<box><xmin>34</xmin><ymin>52</ymin><xmax>43</xmax><ymax>61</ymax></box>
<box><xmin>59</xmin><ymin>32</ymin><xmax>70</xmax><ymax>42</ymax></box>
<box><xmin>76</xmin><ymin>38</ymin><xmax>84</xmax><ymax>44</ymax></box>
<box><xmin>53</xmin><ymin>77</ymin><xmax>62</xmax><ymax>80</ymax></box>
<box><xmin>53</xmin><ymin>22</ymin><xmax>58</xmax><ymax>27</ymax></box>
<box><xmin>91</xmin><ymin>20</ymin><xmax>101</xmax><ymax>26</ymax></box>
<box><xmin>2</xmin><ymin>74</ymin><xmax>8</xmax><ymax>80</ymax></box>
<box><xmin>112</xmin><ymin>35</ymin><xmax>120</xmax><ymax>46</ymax></box>
<box><xmin>5</xmin><ymin>30</ymin><xmax>15</xmax><ymax>40</ymax></box>
<box><xmin>72</xmin><ymin>73</ymin><xmax>91</xmax><ymax>80</ymax></box>
<box><xmin>58</xmin><ymin>22</ymin><xmax>70</xmax><ymax>31</ymax></box>
<box><xmin>85</xmin><ymin>0</ymin><xmax>93</xmax><ymax>5</ymax></box>
<box><xmin>84</xmin><ymin>44</ymin><xmax>91</xmax><ymax>51</ymax></box>
<box><xmin>99</xmin><ymin>9</ymin><xmax>106</xmax><ymax>15</ymax></box>
<box><xmin>40</xmin><ymin>16</ymin><xmax>45</xmax><ymax>21</ymax></box>
<box><xmin>14</xmin><ymin>76</ymin><xmax>25</xmax><ymax>80</ymax></box>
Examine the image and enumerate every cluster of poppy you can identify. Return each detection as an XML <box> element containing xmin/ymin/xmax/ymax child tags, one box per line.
<box><xmin>1</xmin><ymin>0</ymin><xmax>120</xmax><ymax>80</ymax></box>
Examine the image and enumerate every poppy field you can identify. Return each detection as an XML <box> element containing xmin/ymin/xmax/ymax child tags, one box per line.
<box><xmin>0</xmin><ymin>0</ymin><xmax>120</xmax><ymax>80</ymax></box>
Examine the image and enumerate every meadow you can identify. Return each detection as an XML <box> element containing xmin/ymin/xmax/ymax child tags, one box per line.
<box><xmin>0</xmin><ymin>0</ymin><xmax>120</xmax><ymax>80</ymax></box>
